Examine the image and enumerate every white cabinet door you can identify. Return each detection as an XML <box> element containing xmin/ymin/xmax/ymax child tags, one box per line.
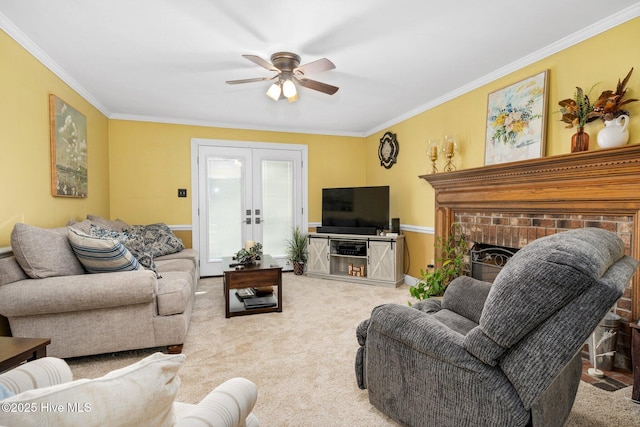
<box><xmin>368</xmin><ymin>240</ymin><xmax>396</xmax><ymax>281</ymax></box>
<box><xmin>307</xmin><ymin>236</ymin><xmax>330</xmax><ymax>274</ymax></box>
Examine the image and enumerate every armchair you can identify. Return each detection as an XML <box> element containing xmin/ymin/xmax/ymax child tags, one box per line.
<box><xmin>355</xmin><ymin>228</ymin><xmax>638</xmax><ymax>427</ymax></box>
<box><xmin>0</xmin><ymin>353</ymin><xmax>259</xmax><ymax>427</ymax></box>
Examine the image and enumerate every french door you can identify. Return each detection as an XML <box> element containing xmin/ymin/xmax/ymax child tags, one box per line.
<box><xmin>192</xmin><ymin>140</ymin><xmax>307</xmax><ymax>276</ymax></box>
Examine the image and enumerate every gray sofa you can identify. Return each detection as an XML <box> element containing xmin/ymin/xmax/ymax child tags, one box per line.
<box><xmin>0</xmin><ymin>217</ymin><xmax>199</xmax><ymax>358</ymax></box>
<box><xmin>355</xmin><ymin>228</ymin><xmax>638</xmax><ymax>427</ymax></box>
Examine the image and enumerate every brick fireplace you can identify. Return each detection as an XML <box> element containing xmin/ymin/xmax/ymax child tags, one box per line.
<box><xmin>421</xmin><ymin>144</ymin><xmax>640</xmax><ymax>370</ymax></box>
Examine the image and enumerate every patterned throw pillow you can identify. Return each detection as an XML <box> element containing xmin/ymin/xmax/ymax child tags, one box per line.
<box><xmin>68</xmin><ymin>228</ymin><xmax>140</xmax><ymax>273</ymax></box>
<box><xmin>127</xmin><ymin>223</ymin><xmax>184</xmax><ymax>258</ymax></box>
<box><xmin>89</xmin><ymin>225</ymin><xmax>160</xmax><ymax>277</ymax></box>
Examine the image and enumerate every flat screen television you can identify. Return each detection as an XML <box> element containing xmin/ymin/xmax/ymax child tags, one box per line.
<box><xmin>320</xmin><ymin>186</ymin><xmax>389</xmax><ymax>234</ymax></box>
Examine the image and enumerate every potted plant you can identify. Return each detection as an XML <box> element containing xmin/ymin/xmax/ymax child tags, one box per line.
<box><xmin>285</xmin><ymin>227</ymin><xmax>308</xmax><ymax>275</ymax></box>
<box><xmin>409</xmin><ymin>223</ymin><xmax>469</xmax><ymax>303</ymax></box>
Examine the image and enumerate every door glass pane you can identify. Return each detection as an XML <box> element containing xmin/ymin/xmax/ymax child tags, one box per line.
<box><xmin>207</xmin><ymin>158</ymin><xmax>242</xmax><ymax>260</ymax></box>
<box><xmin>261</xmin><ymin>160</ymin><xmax>293</xmax><ymax>257</ymax></box>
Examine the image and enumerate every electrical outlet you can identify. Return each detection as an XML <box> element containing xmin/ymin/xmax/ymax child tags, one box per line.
<box><xmin>178</xmin><ymin>188</ymin><xmax>187</xmax><ymax>198</ymax></box>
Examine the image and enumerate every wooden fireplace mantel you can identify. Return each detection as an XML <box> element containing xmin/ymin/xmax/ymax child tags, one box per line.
<box><xmin>420</xmin><ymin>143</ymin><xmax>640</xmax><ymax>320</ymax></box>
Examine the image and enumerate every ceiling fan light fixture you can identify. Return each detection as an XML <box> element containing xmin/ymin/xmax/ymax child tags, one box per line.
<box><xmin>230</xmin><ymin>52</ymin><xmax>338</xmax><ymax>101</ymax></box>
<box><xmin>282</xmin><ymin>79</ymin><xmax>297</xmax><ymax>98</ymax></box>
<box><xmin>266</xmin><ymin>82</ymin><xmax>281</xmax><ymax>101</ymax></box>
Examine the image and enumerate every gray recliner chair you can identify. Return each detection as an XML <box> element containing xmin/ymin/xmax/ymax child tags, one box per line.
<box><xmin>355</xmin><ymin>228</ymin><xmax>638</xmax><ymax>427</ymax></box>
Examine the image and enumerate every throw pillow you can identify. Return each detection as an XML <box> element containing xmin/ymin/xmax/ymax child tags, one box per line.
<box><xmin>128</xmin><ymin>223</ymin><xmax>184</xmax><ymax>258</ymax></box>
<box><xmin>67</xmin><ymin>227</ymin><xmax>140</xmax><ymax>273</ymax></box>
<box><xmin>11</xmin><ymin>223</ymin><xmax>85</xmax><ymax>279</ymax></box>
<box><xmin>86</xmin><ymin>214</ymin><xmax>130</xmax><ymax>232</ymax></box>
<box><xmin>89</xmin><ymin>225</ymin><xmax>160</xmax><ymax>277</ymax></box>
<box><xmin>0</xmin><ymin>352</ymin><xmax>184</xmax><ymax>427</ymax></box>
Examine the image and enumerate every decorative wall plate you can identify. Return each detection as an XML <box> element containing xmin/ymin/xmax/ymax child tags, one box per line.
<box><xmin>379</xmin><ymin>131</ymin><xmax>399</xmax><ymax>169</ymax></box>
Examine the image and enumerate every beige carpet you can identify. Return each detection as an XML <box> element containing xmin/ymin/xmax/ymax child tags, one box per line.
<box><xmin>67</xmin><ymin>275</ymin><xmax>640</xmax><ymax>426</ymax></box>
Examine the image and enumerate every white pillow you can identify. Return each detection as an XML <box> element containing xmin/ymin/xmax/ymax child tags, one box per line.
<box><xmin>0</xmin><ymin>352</ymin><xmax>185</xmax><ymax>427</ymax></box>
<box><xmin>68</xmin><ymin>227</ymin><xmax>140</xmax><ymax>273</ymax></box>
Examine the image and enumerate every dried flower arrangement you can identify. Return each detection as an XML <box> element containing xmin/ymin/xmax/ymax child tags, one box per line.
<box><xmin>592</xmin><ymin>67</ymin><xmax>638</xmax><ymax>121</ymax></box>
<box><xmin>557</xmin><ymin>84</ymin><xmax>600</xmax><ymax>129</ymax></box>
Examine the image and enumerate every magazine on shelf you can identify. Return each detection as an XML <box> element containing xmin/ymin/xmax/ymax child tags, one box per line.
<box><xmin>235</xmin><ymin>288</ymin><xmax>255</xmax><ymax>301</ymax></box>
<box><xmin>243</xmin><ymin>294</ymin><xmax>277</xmax><ymax>309</ymax></box>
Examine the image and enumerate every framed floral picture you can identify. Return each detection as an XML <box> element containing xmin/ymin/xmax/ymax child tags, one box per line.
<box><xmin>484</xmin><ymin>70</ymin><xmax>548</xmax><ymax>165</ymax></box>
<box><xmin>49</xmin><ymin>95</ymin><xmax>88</xmax><ymax>197</ymax></box>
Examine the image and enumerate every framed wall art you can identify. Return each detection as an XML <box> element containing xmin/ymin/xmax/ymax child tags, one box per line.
<box><xmin>50</xmin><ymin>94</ymin><xmax>87</xmax><ymax>197</ymax></box>
<box><xmin>484</xmin><ymin>70</ymin><xmax>548</xmax><ymax>165</ymax></box>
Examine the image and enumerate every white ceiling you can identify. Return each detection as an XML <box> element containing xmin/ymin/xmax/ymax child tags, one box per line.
<box><xmin>1</xmin><ymin>1</ymin><xmax>639</xmax><ymax>137</ymax></box>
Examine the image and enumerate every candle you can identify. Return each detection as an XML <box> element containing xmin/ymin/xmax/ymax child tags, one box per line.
<box><xmin>245</xmin><ymin>240</ymin><xmax>255</xmax><ymax>251</ymax></box>
<box><xmin>430</xmin><ymin>145</ymin><xmax>438</xmax><ymax>158</ymax></box>
<box><xmin>446</xmin><ymin>141</ymin><xmax>454</xmax><ymax>156</ymax></box>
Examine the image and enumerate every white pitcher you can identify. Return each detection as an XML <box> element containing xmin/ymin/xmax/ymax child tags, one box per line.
<box><xmin>597</xmin><ymin>114</ymin><xmax>629</xmax><ymax>149</ymax></box>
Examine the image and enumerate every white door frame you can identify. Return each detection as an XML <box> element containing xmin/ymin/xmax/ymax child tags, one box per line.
<box><xmin>191</xmin><ymin>138</ymin><xmax>308</xmax><ymax>276</ymax></box>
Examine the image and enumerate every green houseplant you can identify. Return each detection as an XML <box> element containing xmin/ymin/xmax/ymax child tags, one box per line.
<box><xmin>285</xmin><ymin>227</ymin><xmax>308</xmax><ymax>275</ymax></box>
<box><xmin>409</xmin><ymin>223</ymin><xmax>469</xmax><ymax>303</ymax></box>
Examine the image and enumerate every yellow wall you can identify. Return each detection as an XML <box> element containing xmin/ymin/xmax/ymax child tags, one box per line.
<box><xmin>0</xmin><ymin>29</ymin><xmax>110</xmax><ymax>246</ymax></box>
<box><xmin>108</xmin><ymin>120</ymin><xmax>366</xmax><ymax>227</ymax></box>
<box><xmin>366</xmin><ymin>17</ymin><xmax>640</xmax><ymax>276</ymax></box>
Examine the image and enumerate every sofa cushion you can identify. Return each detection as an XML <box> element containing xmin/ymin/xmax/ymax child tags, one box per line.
<box><xmin>68</xmin><ymin>227</ymin><xmax>140</xmax><ymax>273</ymax></box>
<box><xmin>11</xmin><ymin>223</ymin><xmax>85</xmax><ymax>279</ymax></box>
<box><xmin>156</xmin><ymin>271</ymin><xmax>192</xmax><ymax>316</ymax></box>
<box><xmin>0</xmin><ymin>256</ymin><xmax>29</xmax><ymax>285</ymax></box>
<box><xmin>0</xmin><ymin>352</ymin><xmax>184</xmax><ymax>427</ymax></box>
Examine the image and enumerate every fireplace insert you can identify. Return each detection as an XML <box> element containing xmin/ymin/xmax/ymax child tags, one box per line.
<box><xmin>470</xmin><ymin>243</ymin><xmax>519</xmax><ymax>283</ymax></box>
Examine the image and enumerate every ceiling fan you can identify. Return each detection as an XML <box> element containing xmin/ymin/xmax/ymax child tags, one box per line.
<box><xmin>226</xmin><ymin>52</ymin><xmax>339</xmax><ymax>102</ymax></box>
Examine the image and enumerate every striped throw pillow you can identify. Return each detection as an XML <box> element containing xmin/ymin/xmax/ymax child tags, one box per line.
<box><xmin>68</xmin><ymin>227</ymin><xmax>140</xmax><ymax>273</ymax></box>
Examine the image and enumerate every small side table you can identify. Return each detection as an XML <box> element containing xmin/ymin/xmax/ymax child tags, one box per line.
<box><xmin>631</xmin><ymin>322</ymin><xmax>640</xmax><ymax>403</ymax></box>
<box><xmin>222</xmin><ymin>254</ymin><xmax>282</xmax><ymax>318</ymax></box>
<box><xmin>0</xmin><ymin>337</ymin><xmax>51</xmax><ymax>373</ymax></box>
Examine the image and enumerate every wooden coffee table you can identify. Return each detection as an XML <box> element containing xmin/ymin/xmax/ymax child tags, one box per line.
<box><xmin>222</xmin><ymin>254</ymin><xmax>283</xmax><ymax>318</ymax></box>
<box><xmin>0</xmin><ymin>336</ymin><xmax>51</xmax><ymax>373</ymax></box>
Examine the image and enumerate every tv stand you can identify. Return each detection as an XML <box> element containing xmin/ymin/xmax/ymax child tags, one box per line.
<box><xmin>306</xmin><ymin>233</ymin><xmax>404</xmax><ymax>287</ymax></box>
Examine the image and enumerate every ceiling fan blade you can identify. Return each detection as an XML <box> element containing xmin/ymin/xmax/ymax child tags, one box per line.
<box><xmin>295</xmin><ymin>77</ymin><xmax>339</xmax><ymax>95</ymax></box>
<box><xmin>226</xmin><ymin>76</ymin><xmax>274</xmax><ymax>85</ymax></box>
<box><xmin>294</xmin><ymin>58</ymin><xmax>335</xmax><ymax>75</ymax></box>
<box><xmin>242</xmin><ymin>54</ymin><xmax>279</xmax><ymax>72</ymax></box>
